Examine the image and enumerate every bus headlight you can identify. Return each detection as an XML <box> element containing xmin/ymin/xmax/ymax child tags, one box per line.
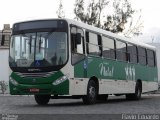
<box><xmin>52</xmin><ymin>75</ymin><xmax>68</xmax><ymax>85</ymax></box>
<box><xmin>9</xmin><ymin>77</ymin><xmax>18</xmax><ymax>86</ymax></box>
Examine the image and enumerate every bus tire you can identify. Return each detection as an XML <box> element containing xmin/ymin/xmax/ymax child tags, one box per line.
<box><xmin>34</xmin><ymin>94</ymin><xmax>50</xmax><ymax>105</ymax></box>
<box><xmin>126</xmin><ymin>81</ymin><xmax>142</xmax><ymax>100</ymax></box>
<box><xmin>82</xmin><ymin>80</ymin><xmax>98</xmax><ymax>104</ymax></box>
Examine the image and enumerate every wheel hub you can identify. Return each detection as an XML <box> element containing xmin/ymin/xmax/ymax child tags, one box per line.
<box><xmin>89</xmin><ymin>86</ymin><xmax>96</xmax><ymax>99</ymax></box>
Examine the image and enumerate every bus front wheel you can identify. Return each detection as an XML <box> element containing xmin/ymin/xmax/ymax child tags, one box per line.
<box><xmin>82</xmin><ymin>80</ymin><xmax>98</xmax><ymax>104</ymax></box>
<box><xmin>34</xmin><ymin>94</ymin><xmax>50</xmax><ymax>105</ymax></box>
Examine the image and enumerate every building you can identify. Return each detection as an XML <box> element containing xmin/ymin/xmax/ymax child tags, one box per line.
<box><xmin>0</xmin><ymin>24</ymin><xmax>11</xmax><ymax>47</ymax></box>
<box><xmin>0</xmin><ymin>24</ymin><xmax>11</xmax><ymax>93</ymax></box>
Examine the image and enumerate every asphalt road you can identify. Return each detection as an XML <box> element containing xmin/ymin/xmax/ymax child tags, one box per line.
<box><xmin>0</xmin><ymin>95</ymin><xmax>160</xmax><ymax>114</ymax></box>
<box><xmin>0</xmin><ymin>94</ymin><xmax>160</xmax><ymax>114</ymax></box>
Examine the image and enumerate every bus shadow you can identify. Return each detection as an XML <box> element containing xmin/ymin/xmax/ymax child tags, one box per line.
<box><xmin>34</xmin><ymin>96</ymin><xmax>151</xmax><ymax>107</ymax></box>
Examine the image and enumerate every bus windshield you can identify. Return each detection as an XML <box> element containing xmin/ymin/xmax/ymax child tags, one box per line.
<box><xmin>9</xmin><ymin>31</ymin><xmax>68</xmax><ymax>69</ymax></box>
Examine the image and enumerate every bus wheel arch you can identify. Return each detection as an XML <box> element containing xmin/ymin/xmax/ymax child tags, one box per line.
<box><xmin>126</xmin><ymin>79</ymin><xmax>142</xmax><ymax>100</ymax></box>
<box><xmin>90</xmin><ymin>76</ymin><xmax>99</xmax><ymax>92</ymax></box>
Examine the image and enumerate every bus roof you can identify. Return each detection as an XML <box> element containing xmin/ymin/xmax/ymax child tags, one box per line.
<box><xmin>13</xmin><ymin>18</ymin><xmax>156</xmax><ymax>51</ymax></box>
<box><xmin>65</xmin><ymin>18</ymin><xmax>156</xmax><ymax>51</ymax></box>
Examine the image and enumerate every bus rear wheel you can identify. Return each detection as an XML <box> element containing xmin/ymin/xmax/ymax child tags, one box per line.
<box><xmin>126</xmin><ymin>81</ymin><xmax>142</xmax><ymax>100</ymax></box>
<box><xmin>82</xmin><ymin>80</ymin><xmax>98</xmax><ymax>104</ymax></box>
<box><xmin>34</xmin><ymin>94</ymin><xmax>50</xmax><ymax>105</ymax></box>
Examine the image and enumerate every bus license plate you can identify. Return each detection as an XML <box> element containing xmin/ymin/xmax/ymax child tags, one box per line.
<box><xmin>29</xmin><ymin>88</ymin><xmax>40</xmax><ymax>92</ymax></box>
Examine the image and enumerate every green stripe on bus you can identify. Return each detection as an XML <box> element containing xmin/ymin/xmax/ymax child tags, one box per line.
<box><xmin>74</xmin><ymin>56</ymin><xmax>158</xmax><ymax>82</ymax></box>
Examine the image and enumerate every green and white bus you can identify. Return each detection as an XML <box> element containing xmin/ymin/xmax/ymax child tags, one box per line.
<box><xmin>9</xmin><ymin>19</ymin><xmax>158</xmax><ymax>105</ymax></box>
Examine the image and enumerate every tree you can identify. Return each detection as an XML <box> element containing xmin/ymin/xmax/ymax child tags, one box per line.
<box><xmin>74</xmin><ymin>0</ymin><xmax>99</xmax><ymax>26</ymax></box>
<box><xmin>0</xmin><ymin>81</ymin><xmax>7</xmax><ymax>94</ymax></box>
<box><xmin>97</xmin><ymin>0</ymin><xmax>109</xmax><ymax>27</ymax></box>
<box><xmin>103</xmin><ymin>0</ymin><xmax>134</xmax><ymax>32</ymax></box>
<box><xmin>74</xmin><ymin>0</ymin><xmax>143</xmax><ymax>37</ymax></box>
<box><xmin>56</xmin><ymin>0</ymin><xmax>65</xmax><ymax>18</ymax></box>
<box><xmin>74</xmin><ymin>0</ymin><xmax>86</xmax><ymax>22</ymax></box>
<box><xmin>122</xmin><ymin>10</ymin><xmax>143</xmax><ymax>37</ymax></box>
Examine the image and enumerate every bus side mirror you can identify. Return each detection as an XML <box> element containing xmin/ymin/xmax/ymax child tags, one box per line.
<box><xmin>76</xmin><ymin>33</ymin><xmax>81</xmax><ymax>44</ymax></box>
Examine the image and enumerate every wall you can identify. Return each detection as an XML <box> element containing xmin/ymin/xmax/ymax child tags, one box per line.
<box><xmin>0</xmin><ymin>48</ymin><xmax>10</xmax><ymax>93</ymax></box>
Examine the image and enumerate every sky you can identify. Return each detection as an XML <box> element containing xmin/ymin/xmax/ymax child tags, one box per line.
<box><xmin>0</xmin><ymin>0</ymin><xmax>160</xmax><ymax>43</ymax></box>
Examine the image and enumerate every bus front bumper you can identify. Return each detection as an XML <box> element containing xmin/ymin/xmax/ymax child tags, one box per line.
<box><xmin>9</xmin><ymin>81</ymin><xmax>69</xmax><ymax>95</ymax></box>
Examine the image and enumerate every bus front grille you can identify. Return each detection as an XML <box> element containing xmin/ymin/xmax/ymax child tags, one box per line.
<box><xmin>15</xmin><ymin>72</ymin><xmax>56</xmax><ymax>78</ymax></box>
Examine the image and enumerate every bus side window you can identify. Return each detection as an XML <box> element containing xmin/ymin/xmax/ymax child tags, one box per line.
<box><xmin>102</xmin><ymin>36</ymin><xmax>115</xmax><ymax>59</ymax></box>
<box><xmin>138</xmin><ymin>47</ymin><xmax>147</xmax><ymax>65</ymax></box>
<box><xmin>153</xmin><ymin>51</ymin><xmax>157</xmax><ymax>67</ymax></box>
<box><xmin>86</xmin><ymin>32</ymin><xmax>102</xmax><ymax>56</ymax></box>
<box><xmin>71</xmin><ymin>27</ymin><xmax>77</xmax><ymax>52</ymax></box>
<box><xmin>71</xmin><ymin>27</ymin><xmax>84</xmax><ymax>54</ymax></box>
<box><xmin>77</xmin><ymin>29</ymin><xmax>85</xmax><ymax>54</ymax></box>
<box><xmin>147</xmin><ymin>49</ymin><xmax>155</xmax><ymax>67</ymax></box>
<box><xmin>71</xmin><ymin>26</ymin><xmax>85</xmax><ymax>65</ymax></box>
<box><xmin>116</xmin><ymin>40</ymin><xmax>127</xmax><ymax>61</ymax></box>
<box><xmin>127</xmin><ymin>44</ymin><xmax>138</xmax><ymax>63</ymax></box>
